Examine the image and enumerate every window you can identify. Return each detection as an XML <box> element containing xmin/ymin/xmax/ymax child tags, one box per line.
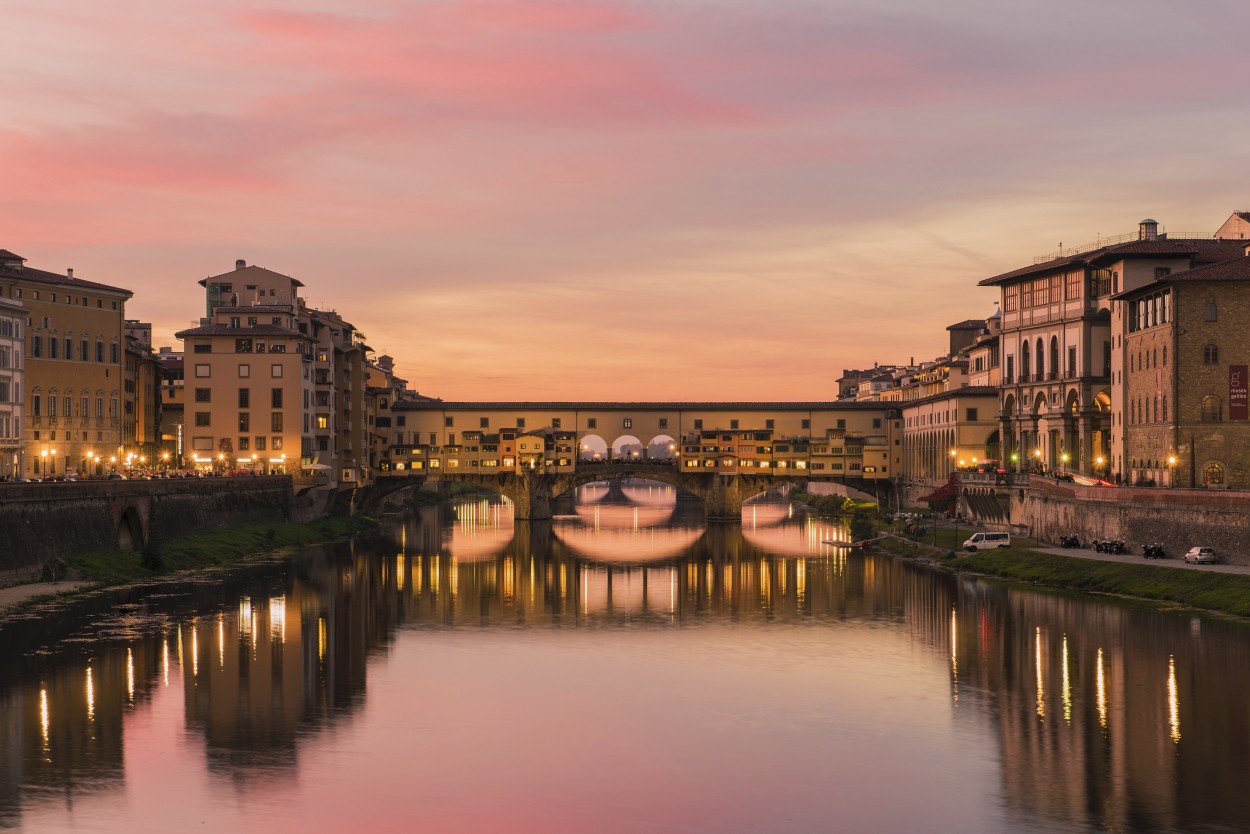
<box><xmin>238</xmin><ymin>364</ymin><xmax>250</xmax><ymax>377</ymax></box>
<box><xmin>872</xmin><ymin>418</ymin><xmax>882</xmax><ymax>429</ymax></box>
<box><xmin>1163</xmin><ymin>346</ymin><xmax>1168</xmax><ymax>366</ymax></box>
<box><xmin>1155</xmin><ymin>267</ymin><xmax>1171</xmax><ymax>279</ymax></box>
<box><xmin>316</xmin><ymin>415</ymin><xmax>329</xmax><ymax>430</ymax></box>
<box><xmin>194</xmin><ymin>412</ymin><xmax>210</xmax><ymax>426</ymax></box>
<box><xmin>1201</xmin><ymin>395</ymin><xmax>1222</xmax><ymax>422</ymax></box>
<box><xmin>801</xmin><ymin>419</ymin><xmax>811</xmax><ymax>430</ymax></box>
<box><xmin>111</xmin><ymin>343</ymin><xmax>118</xmax><ymax>364</ymax></box>
<box><xmin>194</xmin><ymin>388</ymin><xmax>211</xmax><ymax>402</ymax></box>
<box><xmin>587</xmin><ymin>418</ymin><xmax>597</xmax><ymax>429</ymax></box>
<box><xmin>271</xmin><ymin>388</ymin><xmax>283</xmax><ymax>408</ymax></box>
<box><xmin>96</xmin><ymin>341</ymin><xmax>104</xmax><ymax>362</ymax></box>
<box><xmin>270</xmin><ymin>364</ymin><xmax>282</xmax><ymax>378</ymax></box>
<box><xmin>730</xmin><ymin>419</ymin><xmax>739</xmax><ymax>429</ymax></box>
<box><xmin>1004</xmin><ymin>285</ymin><xmax>1019</xmax><ymax>312</ymax></box>
<box><xmin>1204</xmin><ymin>463</ymin><xmax>1224</xmax><ymax>485</ymax></box>
<box><xmin>1006</xmin><ymin>356</ymin><xmax>1014</xmax><ymax>383</ymax></box>
<box><xmin>255</xmin><ymin>437</ymin><xmax>266</xmax><ymax>451</ymax></box>
<box><xmin>1207</xmin><ymin>301</ymin><xmax>1218</xmax><ymax>321</ymax></box>
<box><xmin>516</xmin><ymin>418</ymin><xmax>525</xmax><ymax>429</ymax></box>
<box><xmin>239</xmin><ymin>413</ymin><xmax>250</xmax><ymax>432</ymax></box>
<box><xmin>480</xmin><ymin>417</ymin><xmax>490</xmax><ymax>428</ymax></box>
<box><xmin>836</xmin><ymin>419</ymin><xmax>846</xmax><ymax>430</ymax></box>
<box><xmin>271</xmin><ymin>413</ymin><xmax>283</xmax><ymax>432</ymax></box>
<box><xmin>238</xmin><ymin>388</ymin><xmax>250</xmax><ymax>408</ymax></box>
<box><xmin>272</xmin><ymin>437</ymin><xmax>283</xmax><ymax>450</ymax></box>
<box><xmin>195</xmin><ymin>364</ymin><xmax>210</xmax><ymax>377</ymax></box>
<box><xmin>693</xmin><ymin>419</ymin><xmax>703</xmax><ymax>429</ymax></box>
<box><xmin>31</xmin><ymin>336</ymin><xmax>41</xmax><ymax>358</ymax></box>
<box><xmin>623</xmin><ymin>418</ymin><xmax>632</xmax><ymax>429</ymax></box>
<box><xmin>1068</xmin><ymin>347</ymin><xmax>1076</xmax><ymax>378</ymax></box>
<box><xmin>84</xmin><ymin>339</ymin><xmax>91</xmax><ymax>358</ymax></box>
<box><xmin>659</xmin><ymin>418</ymin><xmax>668</xmax><ymax>429</ymax></box>
<box><xmin>1204</xmin><ymin>344</ymin><xmax>1219</xmax><ymax>365</ymax></box>
<box><xmin>239</xmin><ymin>436</ymin><xmax>250</xmax><ymax>450</ymax></box>
<box><xmin>966</xmin><ymin>408</ymin><xmax>978</xmax><ymax>422</ymax></box>
<box><xmin>552</xmin><ymin>418</ymin><xmax>562</xmax><ymax>429</ymax></box>
<box><xmin>444</xmin><ymin>416</ymin><xmax>454</xmax><ymax>427</ymax></box>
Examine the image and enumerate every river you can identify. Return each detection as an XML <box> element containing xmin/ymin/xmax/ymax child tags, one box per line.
<box><xmin>1</xmin><ymin>481</ymin><xmax>1248</xmax><ymax>833</ymax></box>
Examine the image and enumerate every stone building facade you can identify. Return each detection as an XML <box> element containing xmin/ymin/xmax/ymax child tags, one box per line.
<box><xmin>1115</xmin><ymin>251</ymin><xmax>1250</xmax><ymax>488</ymax></box>
<box><xmin>0</xmin><ymin>296</ymin><xmax>27</xmax><ymax>478</ymax></box>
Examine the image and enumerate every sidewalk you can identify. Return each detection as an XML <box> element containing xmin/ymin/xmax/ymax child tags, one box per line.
<box><xmin>0</xmin><ymin>581</ymin><xmax>92</xmax><ymax>613</ymax></box>
<box><xmin>1031</xmin><ymin>545</ymin><xmax>1250</xmax><ymax>576</ymax></box>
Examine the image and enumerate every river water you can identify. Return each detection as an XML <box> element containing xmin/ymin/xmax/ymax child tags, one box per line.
<box><xmin>1</xmin><ymin>481</ymin><xmax>1249</xmax><ymax>834</ymax></box>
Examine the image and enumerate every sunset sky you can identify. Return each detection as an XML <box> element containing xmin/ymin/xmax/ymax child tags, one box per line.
<box><xmin>4</xmin><ymin>0</ymin><xmax>1249</xmax><ymax>400</ymax></box>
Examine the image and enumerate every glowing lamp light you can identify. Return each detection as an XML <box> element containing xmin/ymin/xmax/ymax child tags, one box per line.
<box><xmin>1168</xmin><ymin>456</ymin><xmax>1177</xmax><ymax>466</ymax></box>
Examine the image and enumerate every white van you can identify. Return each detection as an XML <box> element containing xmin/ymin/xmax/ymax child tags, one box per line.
<box><xmin>963</xmin><ymin>532</ymin><xmax>1011</xmax><ymax>552</ymax></box>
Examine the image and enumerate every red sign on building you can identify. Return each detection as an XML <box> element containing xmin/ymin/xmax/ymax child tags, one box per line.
<box><xmin>1231</xmin><ymin>365</ymin><xmax>1248</xmax><ymax>420</ymax></box>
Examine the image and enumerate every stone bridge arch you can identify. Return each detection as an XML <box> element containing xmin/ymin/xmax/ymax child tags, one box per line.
<box><xmin>110</xmin><ymin>498</ymin><xmax>150</xmax><ymax>551</ymax></box>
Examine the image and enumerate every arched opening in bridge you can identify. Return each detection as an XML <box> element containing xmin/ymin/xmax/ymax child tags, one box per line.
<box><xmin>646</xmin><ymin>434</ymin><xmax>677</xmax><ymax>460</ymax></box>
<box><xmin>610</xmin><ymin>435</ymin><xmax>644</xmax><ymax>462</ymax></box>
<box><xmin>117</xmin><ymin>507</ymin><xmax>145</xmax><ymax>552</ymax></box>
<box><xmin>579</xmin><ymin>435</ymin><xmax>608</xmax><ymax>461</ymax></box>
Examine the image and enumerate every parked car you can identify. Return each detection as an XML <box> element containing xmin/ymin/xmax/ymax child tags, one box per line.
<box><xmin>963</xmin><ymin>532</ymin><xmax>1011</xmax><ymax>552</ymax></box>
<box><xmin>1183</xmin><ymin>547</ymin><xmax>1218</xmax><ymax>565</ymax></box>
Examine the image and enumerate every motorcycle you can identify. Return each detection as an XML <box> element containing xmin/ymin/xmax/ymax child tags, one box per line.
<box><xmin>1094</xmin><ymin>539</ymin><xmax>1127</xmax><ymax>554</ymax></box>
<box><xmin>1142</xmin><ymin>542</ymin><xmax>1166</xmax><ymax>559</ymax></box>
<box><xmin>1059</xmin><ymin>535</ymin><xmax>1082</xmax><ymax>548</ymax></box>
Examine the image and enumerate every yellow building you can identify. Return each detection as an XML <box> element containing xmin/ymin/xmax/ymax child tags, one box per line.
<box><xmin>0</xmin><ymin>249</ymin><xmax>131</xmax><ymax>478</ymax></box>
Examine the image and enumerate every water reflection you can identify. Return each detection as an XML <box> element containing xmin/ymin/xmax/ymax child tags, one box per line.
<box><xmin>0</xmin><ymin>483</ymin><xmax>1249</xmax><ymax>832</ymax></box>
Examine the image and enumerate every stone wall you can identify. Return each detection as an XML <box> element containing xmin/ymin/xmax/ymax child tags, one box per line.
<box><xmin>0</xmin><ymin>477</ymin><xmax>294</xmax><ymax>574</ymax></box>
<box><xmin>963</xmin><ymin>475</ymin><xmax>1250</xmax><ymax>565</ymax></box>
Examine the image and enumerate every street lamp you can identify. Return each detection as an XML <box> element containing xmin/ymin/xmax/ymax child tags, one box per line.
<box><xmin>1033</xmin><ymin>448</ymin><xmax>1043</xmax><ymax>473</ymax></box>
<box><xmin>1060</xmin><ymin>452</ymin><xmax>1069</xmax><ymax>475</ymax></box>
<box><xmin>1168</xmin><ymin>455</ymin><xmax>1177</xmax><ymax>487</ymax></box>
<box><xmin>40</xmin><ymin>449</ymin><xmax>47</xmax><ymax>479</ymax></box>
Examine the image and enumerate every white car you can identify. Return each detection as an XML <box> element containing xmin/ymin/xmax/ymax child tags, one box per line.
<box><xmin>1183</xmin><ymin>547</ymin><xmax>1218</xmax><ymax>565</ymax></box>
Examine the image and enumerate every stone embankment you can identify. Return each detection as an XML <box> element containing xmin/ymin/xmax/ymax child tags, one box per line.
<box><xmin>0</xmin><ymin>477</ymin><xmax>295</xmax><ymax>574</ymax></box>
<box><xmin>955</xmin><ymin>474</ymin><xmax>1250</xmax><ymax>565</ymax></box>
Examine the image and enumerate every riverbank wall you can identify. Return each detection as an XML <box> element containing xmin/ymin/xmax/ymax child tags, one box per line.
<box><xmin>957</xmin><ymin>474</ymin><xmax>1250</xmax><ymax>564</ymax></box>
<box><xmin>0</xmin><ymin>477</ymin><xmax>295</xmax><ymax>574</ymax></box>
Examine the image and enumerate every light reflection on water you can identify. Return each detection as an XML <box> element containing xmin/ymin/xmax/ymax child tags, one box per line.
<box><xmin>0</xmin><ymin>481</ymin><xmax>1249</xmax><ymax>833</ymax></box>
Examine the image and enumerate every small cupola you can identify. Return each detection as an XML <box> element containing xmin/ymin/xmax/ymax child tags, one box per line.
<box><xmin>1139</xmin><ymin>218</ymin><xmax>1159</xmax><ymax>241</ymax></box>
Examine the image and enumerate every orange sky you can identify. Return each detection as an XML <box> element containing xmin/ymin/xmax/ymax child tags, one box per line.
<box><xmin>4</xmin><ymin>0</ymin><xmax>1249</xmax><ymax>400</ymax></box>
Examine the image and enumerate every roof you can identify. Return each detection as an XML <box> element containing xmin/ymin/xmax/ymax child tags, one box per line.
<box><xmin>0</xmin><ymin>257</ymin><xmax>133</xmax><ymax>296</ymax></box>
<box><xmin>174</xmin><ymin>324</ymin><xmax>306</xmax><ymax>339</ymax></box>
<box><xmin>978</xmin><ymin>238</ymin><xmax>1249</xmax><ymax>287</ymax></box>
<box><xmin>199</xmin><ymin>263</ymin><xmax>304</xmax><ymax>288</ymax></box>
<box><xmin>946</xmin><ymin>319</ymin><xmax>986</xmax><ymax>331</ymax></box>
<box><xmin>392</xmin><ymin>400</ymin><xmax>897</xmax><ymax>412</ymax></box>
<box><xmin>1112</xmin><ymin>256</ymin><xmax>1250</xmax><ymax>300</ymax></box>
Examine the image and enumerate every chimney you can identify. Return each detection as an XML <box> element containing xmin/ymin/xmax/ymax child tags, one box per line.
<box><xmin>235</xmin><ymin>259</ymin><xmax>246</xmax><ymax>270</ymax></box>
<box><xmin>1139</xmin><ymin>218</ymin><xmax>1159</xmax><ymax>241</ymax></box>
<box><xmin>66</xmin><ymin>268</ymin><xmax>73</xmax><ymax>279</ymax></box>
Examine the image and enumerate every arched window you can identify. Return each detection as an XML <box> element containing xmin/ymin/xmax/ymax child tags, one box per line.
<box><xmin>1204</xmin><ymin>344</ymin><xmax>1219</xmax><ymax>365</ymax></box>
<box><xmin>1204</xmin><ymin>463</ymin><xmax>1224</xmax><ymax>485</ymax></box>
<box><xmin>1035</xmin><ymin>339</ymin><xmax>1045</xmax><ymax>380</ymax></box>
<box><xmin>1162</xmin><ymin>396</ymin><xmax>1168</xmax><ymax>422</ymax></box>
<box><xmin>1049</xmin><ymin>336</ymin><xmax>1059</xmax><ymax>379</ymax></box>
<box><xmin>1020</xmin><ymin>347</ymin><xmax>1030</xmax><ymax>380</ymax></box>
<box><xmin>1162</xmin><ymin>345</ymin><xmax>1167</xmax><ymax>366</ymax></box>
<box><xmin>1201</xmin><ymin>395</ymin><xmax>1222</xmax><ymax>422</ymax></box>
<box><xmin>1206</xmin><ymin>301</ymin><xmax>1218</xmax><ymax>322</ymax></box>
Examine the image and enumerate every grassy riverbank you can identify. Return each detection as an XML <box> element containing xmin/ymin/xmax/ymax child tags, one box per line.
<box><xmin>874</xmin><ymin>532</ymin><xmax>1250</xmax><ymax>618</ymax></box>
<box><xmin>65</xmin><ymin>515</ymin><xmax>378</xmax><ymax>585</ymax></box>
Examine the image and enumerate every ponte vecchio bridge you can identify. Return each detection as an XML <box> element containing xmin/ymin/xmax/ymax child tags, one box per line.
<box><xmin>369</xmin><ymin>401</ymin><xmax>901</xmax><ymax>519</ymax></box>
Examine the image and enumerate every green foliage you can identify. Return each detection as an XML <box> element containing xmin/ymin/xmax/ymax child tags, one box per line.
<box><xmin>956</xmin><ymin>549</ymin><xmax>1250</xmax><ymax>618</ymax></box>
<box><xmin>65</xmin><ymin>515</ymin><xmax>378</xmax><ymax>584</ymax></box>
<box><xmin>849</xmin><ymin>513</ymin><xmax>875</xmax><ymax>541</ymax></box>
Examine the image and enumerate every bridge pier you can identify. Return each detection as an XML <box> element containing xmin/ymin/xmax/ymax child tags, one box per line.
<box><xmin>502</xmin><ymin>472</ymin><xmax>555</xmax><ymax>520</ymax></box>
<box><xmin>704</xmin><ymin>476</ymin><xmax>748</xmax><ymax>521</ymax></box>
